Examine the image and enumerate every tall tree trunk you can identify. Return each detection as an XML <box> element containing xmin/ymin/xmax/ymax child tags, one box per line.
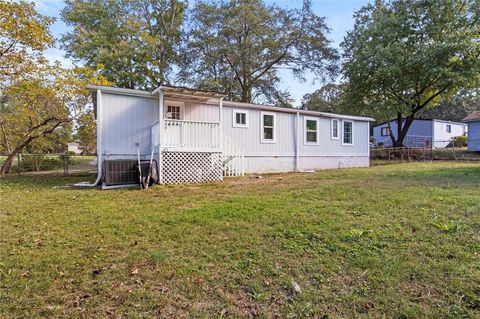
<box><xmin>393</xmin><ymin>114</ymin><xmax>416</xmax><ymax>147</ymax></box>
<box><xmin>0</xmin><ymin>149</ymin><xmax>20</xmax><ymax>175</ymax></box>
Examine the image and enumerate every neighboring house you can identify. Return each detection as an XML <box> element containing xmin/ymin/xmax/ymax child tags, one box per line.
<box><xmin>373</xmin><ymin>119</ymin><xmax>468</xmax><ymax>148</ymax></box>
<box><xmin>67</xmin><ymin>142</ymin><xmax>83</xmax><ymax>155</ymax></box>
<box><xmin>463</xmin><ymin>111</ymin><xmax>480</xmax><ymax>152</ymax></box>
<box><xmin>87</xmin><ymin>85</ymin><xmax>374</xmax><ymax>186</ymax></box>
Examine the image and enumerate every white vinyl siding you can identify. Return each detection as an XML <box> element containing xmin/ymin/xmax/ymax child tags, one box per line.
<box><xmin>342</xmin><ymin>120</ymin><xmax>354</xmax><ymax>145</ymax></box>
<box><xmin>304</xmin><ymin>117</ymin><xmax>319</xmax><ymax>145</ymax></box>
<box><xmin>261</xmin><ymin>112</ymin><xmax>276</xmax><ymax>143</ymax></box>
<box><xmin>331</xmin><ymin>119</ymin><xmax>339</xmax><ymax>139</ymax></box>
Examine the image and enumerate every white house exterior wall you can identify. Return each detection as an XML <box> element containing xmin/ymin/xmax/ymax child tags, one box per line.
<box><xmin>467</xmin><ymin>121</ymin><xmax>480</xmax><ymax>152</ymax></box>
<box><xmin>181</xmin><ymin>102</ymin><xmax>219</xmax><ymax>122</ymax></box>
<box><xmin>432</xmin><ymin>120</ymin><xmax>467</xmax><ymax>148</ymax></box>
<box><xmin>222</xmin><ymin>105</ymin><xmax>370</xmax><ymax>173</ymax></box>
<box><xmin>101</xmin><ymin>93</ymin><xmax>158</xmax><ymax>157</ymax></box>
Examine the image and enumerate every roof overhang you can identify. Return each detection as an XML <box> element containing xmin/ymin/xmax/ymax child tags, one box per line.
<box><xmin>152</xmin><ymin>85</ymin><xmax>225</xmax><ymax>103</ymax></box>
<box><xmin>223</xmin><ymin>101</ymin><xmax>375</xmax><ymax>122</ymax></box>
<box><xmin>86</xmin><ymin>84</ymin><xmax>375</xmax><ymax>122</ymax></box>
<box><xmin>462</xmin><ymin>112</ymin><xmax>480</xmax><ymax>123</ymax></box>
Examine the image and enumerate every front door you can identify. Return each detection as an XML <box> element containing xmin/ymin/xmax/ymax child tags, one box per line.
<box><xmin>164</xmin><ymin>105</ymin><xmax>183</xmax><ymax>147</ymax></box>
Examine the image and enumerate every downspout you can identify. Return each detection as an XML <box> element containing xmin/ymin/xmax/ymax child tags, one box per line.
<box><xmin>75</xmin><ymin>89</ymin><xmax>103</xmax><ymax>187</ymax></box>
<box><xmin>367</xmin><ymin>121</ymin><xmax>371</xmax><ymax>166</ymax></box>
<box><xmin>158</xmin><ymin>89</ymin><xmax>164</xmax><ymax>184</ymax></box>
<box><xmin>295</xmin><ymin>111</ymin><xmax>300</xmax><ymax>172</ymax></box>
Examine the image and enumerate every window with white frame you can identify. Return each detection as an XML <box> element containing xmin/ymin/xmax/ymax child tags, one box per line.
<box><xmin>343</xmin><ymin>120</ymin><xmax>354</xmax><ymax>145</ymax></box>
<box><xmin>331</xmin><ymin>119</ymin><xmax>339</xmax><ymax>139</ymax></box>
<box><xmin>446</xmin><ymin>124</ymin><xmax>451</xmax><ymax>133</ymax></box>
<box><xmin>381</xmin><ymin>127</ymin><xmax>390</xmax><ymax>136</ymax></box>
<box><xmin>261</xmin><ymin>112</ymin><xmax>275</xmax><ymax>143</ymax></box>
<box><xmin>304</xmin><ymin>117</ymin><xmax>318</xmax><ymax>144</ymax></box>
<box><xmin>233</xmin><ymin>109</ymin><xmax>249</xmax><ymax>128</ymax></box>
<box><xmin>165</xmin><ymin>105</ymin><xmax>182</xmax><ymax>120</ymax></box>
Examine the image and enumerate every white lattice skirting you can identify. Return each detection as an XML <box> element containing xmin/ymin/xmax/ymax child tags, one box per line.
<box><xmin>162</xmin><ymin>151</ymin><xmax>223</xmax><ymax>184</ymax></box>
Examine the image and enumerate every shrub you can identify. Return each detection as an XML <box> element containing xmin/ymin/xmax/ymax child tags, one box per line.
<box><xmin>448</xmin><ymin>136</ymin><xmax>467</xmax><ymax>148</ymax></box>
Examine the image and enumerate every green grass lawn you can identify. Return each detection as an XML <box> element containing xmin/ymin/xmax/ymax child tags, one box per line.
<box><xmin>1</xmin><ymin>162</ymin><xmax>479</xmax><ymax>318</ymax></box>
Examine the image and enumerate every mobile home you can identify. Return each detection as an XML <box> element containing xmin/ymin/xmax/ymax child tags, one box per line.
<box><xmin>88</xmin><ymin>85</ymin><xmax>374</xmax><ymax>186</ymax></box>
<box><xmin>373</xmin><ymin>119</ymin><xmax>468</xmax><ymax>148</ymax></box>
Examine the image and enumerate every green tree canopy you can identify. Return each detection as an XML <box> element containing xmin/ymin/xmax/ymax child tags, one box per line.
<box><xmin>175</xmin><ymin>0</ymin><xmax>338</xmax><ymax>104</ymax></box>
<box><xmin>342</xmin><ymin>0</ymin><xmax>480</xmax><ymax>146</ymax></box>
<box><xmin>74</xmin><ymin>110</ymin><xmax>96</xmax><ymax>154</ymax></box>
<box><xmin>0</xmin><ymin>0</ymin><xmax>54</xmax><ymax>82</ymax></box>
<box><xmin>417</xmin><ymin>89</ymin><xmax>480</xmax><ymax>122</ymax></box>
<box><xmin>300</xmin><ymin>83</ymin><xmax>347</xmax><ymax>113</ymax></box>
<box><xmin>61</xmin><ymin>0</ymin><xmax>186</xmax><ymax>90</ymax></box>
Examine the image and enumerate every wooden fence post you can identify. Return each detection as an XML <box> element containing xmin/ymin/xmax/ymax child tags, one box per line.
<box><xmin>63</xmin><ymin>153</ymin><xmax>68</xmax><ymax>177</ymax></box>
<box><xmin>17</xmin><ymin>153</ymin><xmax>21</xmax><ymax>176</ymax></box>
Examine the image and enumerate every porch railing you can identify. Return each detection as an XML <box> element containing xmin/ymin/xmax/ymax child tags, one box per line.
<box><xmin>162</xmin><ymin>119</ymin><xmax>220</xmax><ymax>150</ymax></box>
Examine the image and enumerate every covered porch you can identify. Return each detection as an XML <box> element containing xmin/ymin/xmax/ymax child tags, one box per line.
<box><xmin>151</xmin><ymin>85</ymin><xmax>225</xmax><ymax>152</ymax></box>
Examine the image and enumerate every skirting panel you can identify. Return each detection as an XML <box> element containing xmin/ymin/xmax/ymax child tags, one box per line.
<box><xmin>162</xmin><ymin>151</ymin><xmax>222</xmax><ymax>184</ymax></box>
<box><xmin>243</xmin><ymin>156</ymin><xmax>370</xmax><ymax>174</ymax></box>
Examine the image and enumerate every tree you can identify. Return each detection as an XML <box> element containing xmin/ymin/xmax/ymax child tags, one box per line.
<box><xmin>0</xmin><ymin>64</ymin><xmax>104</xmax><ymax>175</ymax></box>
<box><xmin>300</xmin><ymin>83</ymin><xmax>346</xmax><ymax>113</ymax></box>
<box><xmin>75</xmin><ymin>110</ymin><xmax>96</xmax><ymax>154</ymax></box>
<box><xmin>0</xmin><ymin>0</ymin><xmax>54</xmax><ymax>81</ymax></box>
<box><xmin>417</xmin><ymin>89</ymin><xmax>480</xmax><ymax>122</ymax></box>
<box><xmin>61</xmin><ymin>0</ymin><xmax>186</xmax><ymax>90</ymax></box>
<box><xmin>179</xmin><ymin>0</ymin><xmax>338</xmax><ymax>104</ymax></box>
<box><xmin>342</xmin><ymin>0</ymin><xmax>480</xmax><ymax>147</ymax></box>
<box><xmin>26</xmin><ymin>124</ymin><xmax>73</xmax><ymax>154</ymax></box>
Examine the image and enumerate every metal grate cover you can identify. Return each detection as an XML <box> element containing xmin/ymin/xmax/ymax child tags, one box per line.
<box><xmin>103</xmin><ymin>160</ymin><xmax>138</xmax><ymax>185</ymax></box>
<box><xmin>162</xmin><ymin>151</ymin><xmax>222</xmax><ymax>184</ymax></box>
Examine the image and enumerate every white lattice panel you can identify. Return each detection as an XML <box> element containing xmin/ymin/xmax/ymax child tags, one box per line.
<box><xmin>162</xmin><ymin>151</ymin><xmax>223</xmax><ymax>184</ymax></box>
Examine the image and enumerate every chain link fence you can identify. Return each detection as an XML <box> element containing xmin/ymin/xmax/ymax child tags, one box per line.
<box><xmin>0</xmin><ymin>153</ymin><xmax>97</xmax><ymax>176</ymax></box>
<box><xmin>371</xmin><ymin>138</ymin><xmax>480</xmax><ymax>164</ymax></box>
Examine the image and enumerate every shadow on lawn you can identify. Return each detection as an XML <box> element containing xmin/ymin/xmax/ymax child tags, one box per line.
<box><xmin>0</xmin><ymin>172</ymin><xmax>98</xmax><ymax>190</ymax></box>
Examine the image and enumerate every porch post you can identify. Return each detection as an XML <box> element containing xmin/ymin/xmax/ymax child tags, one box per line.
<box><xmin>96</xmin><ymin>89</ymin><xmax>103</xmax><ymax>177</ymax></box>
<box><xmin>295</xmin><ymin>111</ymin><xmax>300</xmax><ymax>172</ymax></box>
<box><xmin>219</xmin><ymin>97</ymin><xmax>224</xmax><ymax>181</ymax></box>
<box><xmin>219</xmin><ymin>97</ymin><xmax>224</xmax><ymax>151</ymax></box>
<box><xmin>158</xmin><ymin>90</ymin><xmax>164</xmax><ymax>184</ymax></box>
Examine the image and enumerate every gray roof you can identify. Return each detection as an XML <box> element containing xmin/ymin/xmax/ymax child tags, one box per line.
<box><xmin>463</xmin><ymin>111</ymin><xmax>480</xmax><ymax>122</ymax></box>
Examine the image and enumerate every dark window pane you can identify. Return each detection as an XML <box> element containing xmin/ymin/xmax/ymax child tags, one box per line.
<box><xmin>263</xmin><ymin>114</ymin><xmax>273</xmax><ymax>127</ymax></box>
<box><xmin>344</xmin><ymin>122</ymin><xmax>353</xmax><ymax>143</ymax></box>
<box><xmin>264</xmin><ymin>127</ymin><xmax>273</xmax><ymax>140</ymax></box>
<box><xmin>306</xmin><ymin>120</ymin><xmax>317</xmax><ymax>131</ymax></box>
<box><xmin>307</xmin><ymin>131</ymin><xmax>317</xmax><ymax>142</ymax></box>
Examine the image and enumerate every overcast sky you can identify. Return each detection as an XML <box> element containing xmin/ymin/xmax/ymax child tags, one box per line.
<box><xmin>33</xmin><ymin>0</ymin><xmax>371</xmax><ymax>106</ymax></box>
